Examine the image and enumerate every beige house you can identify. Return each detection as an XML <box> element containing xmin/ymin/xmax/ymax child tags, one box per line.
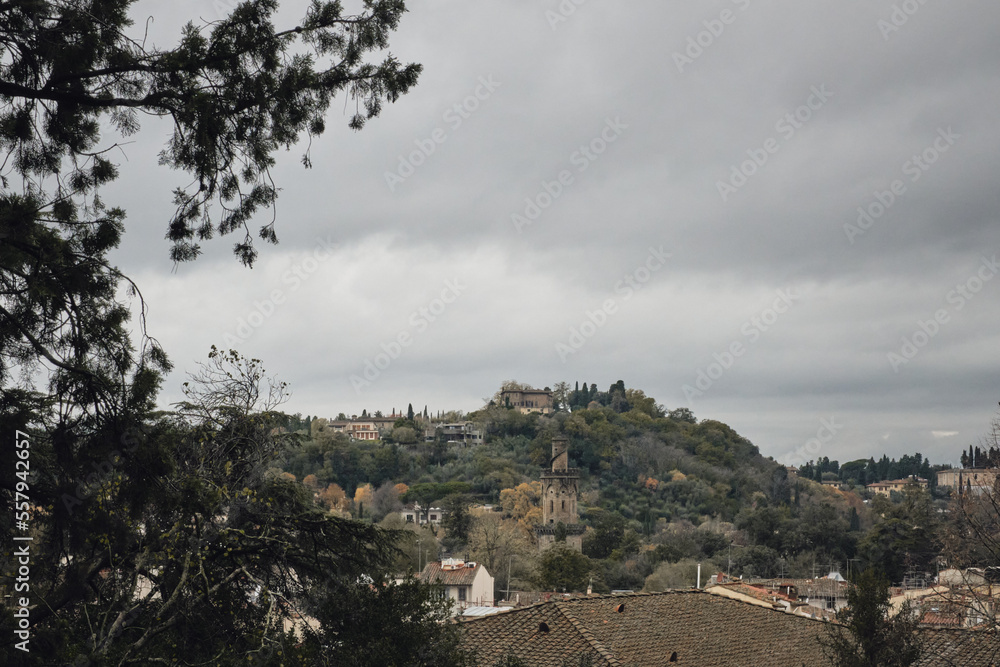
<box><xmin>418</xmin><ymin>559</ymin><xmax>494</xmax><ymax>615</ymax></box>
<box><xmin>867</xmin><ymin>476</ymin><xmax>927</xmax><ymax>497</ymax></box>
<box><xmin>501</xmin><ymin>388</ymin><xmax>554</xmax><ymax>414</ymax></box>
<box><xmin>328</xmin><ymin>419</ymin><xmax>380</xmax><ymax>440</ymax></box>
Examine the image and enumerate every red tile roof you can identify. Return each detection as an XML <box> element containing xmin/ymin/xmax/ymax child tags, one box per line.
<box><xmin>920</xmin><ymin>611</ymin><xmax>963</xmax><ymax>627</ymax></box>
<box><xmin>710</xmin><ymin>582</ymin><xmax>799</xmax><ymax>606</ymax></box>
<box><xmin>417</xmin><ymin>561</ymin><xmax>483</xmax><ymax>588</ymax></box>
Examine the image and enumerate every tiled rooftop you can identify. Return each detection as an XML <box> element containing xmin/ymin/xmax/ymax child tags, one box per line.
<box><xmin>460</xmin><ymin>590</ymin><xmax>1000</xmax><ymax>666</ymax></box>
<box><xmin>918</xmin><ymin>628</ymin><xmax>1000</xmax><ymax>666</ymax></box>
<box><xmin>418</xmin><ymin>560</ymin><xmax>482</xmax><ymax>588</ymax></box>
<box><xmin>460</xmin><ymin>590</ymin><xmax>830</xmax><ymax>666</ymax></box>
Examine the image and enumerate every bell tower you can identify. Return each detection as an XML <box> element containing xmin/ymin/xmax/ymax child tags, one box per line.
<box><xmin>538</xmin><ymin>435</ymin><xmax>585</xmax><ymax>551</ymax></box>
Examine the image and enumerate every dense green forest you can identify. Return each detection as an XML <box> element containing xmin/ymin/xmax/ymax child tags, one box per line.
<box><xmin>279</xmin><ymin>381</ymin><xmax>958</xmax><ymax>593</ymax></box>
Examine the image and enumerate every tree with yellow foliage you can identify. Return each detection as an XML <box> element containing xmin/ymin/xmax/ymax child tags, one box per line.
<box><xmin>319</xmin><ymin>483</ymin><xmax>350</xmax><ymax>516</ymax></box>
<box><xmin>499</xmin><ymin>481</ymin><xmax>543</xmax><ymax>537</ymax></box>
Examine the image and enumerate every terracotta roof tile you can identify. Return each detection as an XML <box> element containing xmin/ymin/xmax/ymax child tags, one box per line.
<box><xmin>917</xmin><ymin>629</ymin><xmax>1000</xmax><ymax>666</ymax></box>
<box><xmin>462</xmin><ymin>590</ymin><xmax>1000</xmax><ymax>666</ymax></box>
<box><xmin>461</xmin><ymin>590</ymin><xmax>830</xmax><ymax>666</ymax></box>
<box><xmin>417</xmin><ymin>561</ymin><xmax>482</xmax><ymax>587</ymax></box>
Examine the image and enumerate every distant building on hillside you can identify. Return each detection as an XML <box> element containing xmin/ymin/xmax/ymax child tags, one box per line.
<box><xmin>501</xmin><ymin>388</ymin><xmax>554</xmax><ymax>414</ymax></box>
<box><xmin>400</xmin><ymin>503</ymin><xmax>447</xmax><ymax>525</ymax></box>
<box><xmin>937</xmin><ymin>468</ymin><xmax>999</xmax><ymax>495</ymax></box>
<box><xmin>867</xmin><ymin>475</ymin><xmax>927</xmax><ymax>497</ymax></box>
<box><xmin>537</xmin><ymin>435</ymin><xmax>585</xmax><ymax>551</ymax></box>
<box><xmin>370</xmin><ymin>415</ymin><xmax>402</xmax><ymax>435</ymax></box>
<box><xmin>328</xmin><ymin>418</ymin><xmax>380</xmax><ymax>440</ymax></box>
<box><xmin>436</xmin><ymin>421</ymin><xmax>484</xmax><ymax>446</ymax></box>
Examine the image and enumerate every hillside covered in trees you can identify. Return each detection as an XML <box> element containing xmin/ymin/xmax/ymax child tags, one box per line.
<box><xmin>279</xmin><ymin>382</ymin><xmax>957</xmax><ymax>593</ymax></box>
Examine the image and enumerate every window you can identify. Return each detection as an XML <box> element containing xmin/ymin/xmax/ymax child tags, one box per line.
<box><xmin>550</xmin><ymin>501</ymin><xmax>553</xmax><ymax>512</ymax></box>
<box><xmin>562</xmin><ymin>500</ymin><xmax>565</xmax><ymax>510</ymax></box>
<box><xmin>430</xmin><ymin>514</ymin><xmax>437</xmax><ymax>521</ymax></box>
<box><xmin>458</xmin><ymin>587</ymin><xmax>466</xmax><ymax>601</ymax></box>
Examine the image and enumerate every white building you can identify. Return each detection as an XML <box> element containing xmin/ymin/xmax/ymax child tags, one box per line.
<box><xmin>400</xmin><ymin>503</ymin><xmax>447</xmax><ymax>525</ymax></box>
<box><xmin>417</xmin><ymin>558</ymin><xmax>494</xmax><ymax>615</ymax></box>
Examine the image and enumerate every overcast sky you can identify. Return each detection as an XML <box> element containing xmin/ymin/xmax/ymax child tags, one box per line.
<box><xmin>105</xmin><ymin>0</ymin><xmax>1000</xmax><ymax>468</ymax></box>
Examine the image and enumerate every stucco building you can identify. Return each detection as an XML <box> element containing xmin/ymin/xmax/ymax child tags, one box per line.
<box><xmin>937</xmin><ymin>468</ymin><xmax>999</xmax><ymax>495</ymax></box>
<box><xmin>501</xmin><ymin>388</ymin><xmax>554</xmax><ymax>414</ymax></box>
<box><xmin>436</xmin><ymin>421</ymin><xmax>484</xmax><ymax>445</ymax></box>
<box><xmin>328</xmin><ymin>418</ymin><xmax>380</xmax><ymax>441</ymax></box>
<box><xmin>418</xmin><ymin>558</ymin><xmax>494</xmax><ymax>615</ymax></box>
<box><xmin>867</xmin><ymin>475</ymin><xmax>928</xmax><ymax>497</ymax></box>
<box><xmin>400</xmin><ymin>503</ymin><xmax>447</xmax><ymax>525</ymax></box>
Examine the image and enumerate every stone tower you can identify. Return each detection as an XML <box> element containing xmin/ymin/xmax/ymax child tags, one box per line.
<box><xmin>537</xmin><ymin>435</ymin><xmax>585</xmax><ymax>551</ymax></box>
